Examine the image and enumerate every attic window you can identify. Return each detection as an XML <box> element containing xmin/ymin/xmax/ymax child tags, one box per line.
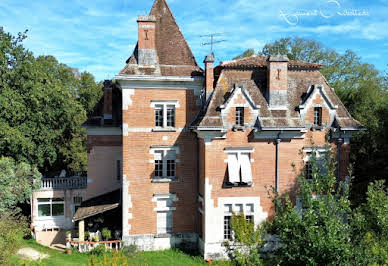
<box><xmin>314</xmin><ymin>107</ymin><xmax>322</xmax><ymax>126</ymax></box>
<box><xmin>235</xmin><ymin>107</ymin><xmax>244</xmax><ymax>126</ymax></box>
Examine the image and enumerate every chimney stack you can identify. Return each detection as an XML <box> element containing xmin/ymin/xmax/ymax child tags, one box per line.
<box><xmin>204</xmin><ymin>53</ymin><xmax>215</xmax><ymax>101</ymax></box>
<box><xmin>103</xmin><ymin>80</ymin><xmax>113</xmax><ymax>124</ymax></box>
<box><xmin>137</xmin><ymin>15</ymin><xmax>157</xmax><ymax>66</ymax></box>
<box><xmin>267</xmin><ymin>54</ymin><xmax>289</xmax><ymax>108</ymax></box>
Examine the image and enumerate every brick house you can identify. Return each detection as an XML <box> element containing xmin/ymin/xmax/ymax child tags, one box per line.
<box><xmin>30</xmin><ymin>0</ymin><xmax>364</xmax><ymax>258</ymax></box>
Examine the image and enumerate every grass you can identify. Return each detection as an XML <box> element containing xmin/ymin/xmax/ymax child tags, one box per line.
<box><xmin>9</xmin><ymin>238</ymin><xmax>231</xmax><ymax>266</ymax></box>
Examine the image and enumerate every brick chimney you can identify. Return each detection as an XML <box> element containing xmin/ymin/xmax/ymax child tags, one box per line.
<box><xmin>204</xmin><ymin>53</ymin><xmax>215</xmax><ymax>101</ymax></box>
<box><xmin>103</xmin><ymin>80</ymin><xmax>113</xmax><ymax>124</ymax></box>
<box><xmin>267</xmin><ymin>54</ymin><xmax>289</xmax><ymax>108</ymax></box>
<box><xmin>137</xmin><ymin>15</ymin><xmax>157</xmax><ymax>66</ymax></box>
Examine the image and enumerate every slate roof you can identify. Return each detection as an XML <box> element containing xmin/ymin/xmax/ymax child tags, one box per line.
<box><xmin>73</xmin><ymin>189</ymin><xmax>120</xmax><ymax>221</ymax></box>
<box><xmin>194</xmin><ymin>55</ymin><xmax>362</xmax><ymax>130</ymax></box>
<box><xmin>119</xmin><ymin>0</ymin><xmax>202</xmax><ymax>77</ymax></box>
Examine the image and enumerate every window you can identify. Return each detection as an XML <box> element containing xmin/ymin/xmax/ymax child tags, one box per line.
<box><xmin>153</xmin><ymin>149</ymin><xmax>177</xmax><ymax>179</ymax></box>
<box><xmin>37</xmin><ymin>198</ymin><xmax>64</xmax><ymax>217</ymax></box>
<box><xmin>223</xmin><ymin>203</ymin><xmax>255</xmax><ymax>240</ymax></box>
<box><xmin>155</xmin><ymin>105</ymin><xmax>163</xmax><ymax>127</ymax></box>
<box><xmin>152</xmin><ymin>101</ymin><xmax>178</xmax><ymax>128</ymax></box>
<box><xmin>154</xmin><ymin>151</ymin><xmax>164</xmax><ymax>177</ymax></box>
<box><xmin>245</xmin><ymin>215</ymin><xmax>254</xmax><ymax>224</ymax></box>
<box><xmin>73</xmin><ymin>196</ymin><xmax>82</xmax><ymax>213</ymax></box>
<box><xmin>313</xmin><ymin>107</ymin><xmax>322</xmax><ymax>126</ymax></box>
<box><xmin>224</xmin><ymin>216</ymin><xmax>232</xmax><ymax>240</ymax></box>
<box><xmin>166</xmin><ymin>160</ymin><xmax>175</xmax><ymax>177</ymax></box>
<box><xmin>235</xmin><ymin>107</ymin><xmax>244</xmax><ymax>126</ymax></box>
<box><xmin>304</xmin><ymin>150</ymin><xmax>328</xmax><ymax>180</ymax></box>
<box><xmin>305</xmin><ymin>161</ymin><xmax>313</xmax><ymax>180</ymax></box>
<box><xmin>226</xmin><ymin>149</ymin><xmax>253</xmax><ymax>184</ymax></box>
<box><xmin>116</xmin><ymin>160</ymin><xmax>121</xmax><ymax>181</ymax></box>
<box><xmin>166</xmin><ymin>105</ymin><xmax>175</xmax><ymax>127</ymax></box>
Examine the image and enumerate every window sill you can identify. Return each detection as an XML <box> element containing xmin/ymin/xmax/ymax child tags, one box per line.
<box><xmin>311</xmin><ymin>125</ymin><xmax>324</xmax><ymax>131</ymax></box>
<box><xmin>152</xmin><ymin>128</ymin><xmax>176</xmax><ymax>132</ymax></box>
<box><xmin>151</xmin><ymin>178</ymin><xmax>179</xmax><ymax>183</ymax></box>
<box><xmin>232</xmin><ymin>125</ymin><xmax>246</xmax><ymax>131</ymax></box>
<box><xmin>154</xmin><ymin>233</ymin><xmax>173</xmax><ymax>238</ymax></box>
<box><xmin>223</xmin><ymin>182</ymin><xmax>252</xmax><ymax>188</ymax></box>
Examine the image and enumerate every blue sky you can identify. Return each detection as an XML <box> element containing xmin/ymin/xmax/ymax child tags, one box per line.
<box><xmin>0</xmin><ymin>0</ymin><xmax>387</xmax><ymax>81</ymax></box>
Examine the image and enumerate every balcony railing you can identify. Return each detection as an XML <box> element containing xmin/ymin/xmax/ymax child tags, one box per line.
<box><xmin>40</xmin><ymin>176</ymin><xmax>87</xmax><ymax>190</ymax></box>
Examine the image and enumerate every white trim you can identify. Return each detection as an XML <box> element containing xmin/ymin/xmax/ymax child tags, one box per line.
<box><xmin>224</xmin><ymin>147</ymin><xmax>254</xmax><ymax>153</ymax></box>
<box><xmin>115</xmin><ymin>74</ymin><xmax>203</xmax><ymax>82</ymax></box>
<box><xmin>150</xmin><ymin>100</ymin><xmax>180</xmax><ymax>108</ymax></box>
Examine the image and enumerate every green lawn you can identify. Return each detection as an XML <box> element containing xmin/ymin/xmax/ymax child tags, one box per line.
<box><xmin>10</xmin><ymin>238</ymin><xmax>231</xmax><ymax>266</ymax></box>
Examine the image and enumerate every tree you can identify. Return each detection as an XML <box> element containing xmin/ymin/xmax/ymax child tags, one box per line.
<box><xmin>233</xmin><ymin>48</ymin><xmax>255</xmax><ymax>60</ymax></box>
<box><xmin>268</xmin><ymin>147</ymin><xmax>353</xmax><ymax>265</ymax></box>
<box><xmin>351</xmin><ymin>180</ymin><xmax>388</xmax><ymax>264</ymax></box>
<box><xmin>235</xmin><ymin>37</ymin><xmax>388</xmax><ymax>205</ymax></box>
<box><xmin>0</xmin><ymin>157</ymin><xmax>40</xmax><ymax>215</ymax></box>
<box><xmin>0</xmin><ymin>28</ymin><xmax>101</xmax><ymax>174</ymax></box>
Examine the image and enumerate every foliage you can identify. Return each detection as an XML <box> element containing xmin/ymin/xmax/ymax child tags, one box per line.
<box><xmin>0</xmin><ymin>28</ymin><xmax>101</xmax><ymax>174</ymax></box>
<box><xmin>89</xmin><ymin>244</ymin><xmax>106</xmax><ymax>256</ymax></box>
<box><xmin>102</xmin><ymin>228</ymin><xmax>112</xmax><ymax>240</ymax></box>
<box><xmin>233</xmin><ymin>48</ymin><xmax>255</xmax><ymax>60</ymax></box>
<box><xmin>121</xmin><ymin>244</ymin><xmax>137</xmax><ymax>257</ymax></box>
<box><xmin>0</xmin><ymin>214</ymin><xmax>27</xmax><ymax>265</ymax></box>
<box><xmin>235</xmin><ymin>37</ymin><xmax>388</xmax><ymax>205</ymax></box>
<box><xmin>350</xmin><ymin>180</ymin><xmax>388</xmax><ymax>265</ymax></box>
<box><xmin>268</xmin><ymin>147</ymin><xmax>353</xmax><ymax>265</ymax></box>
<box><xmin>224</xmin><ymin>213</ymin><xmax>263</xmax><ymax>266</ymax></box>
<box><xmin>0</xmin><ymin>157</ymin><xmax>41</xmax><ymax>215</ymax></box>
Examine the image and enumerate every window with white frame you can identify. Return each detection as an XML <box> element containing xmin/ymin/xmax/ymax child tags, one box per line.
<box><xmin>235</xmin><ymin>107</ymin><xmax>244</xmax><ymax>126</ymax></box>
<box><xmin>151</xmin><ymin>101</ymin><xmax>178</xmax><ymax>129</ymax></box>
<box><xmin>152</xmin><ymin>148</ymin><xmax>177</xmax><ymax>179</ymax></box>
<box><xmin>37</xmin><ymin>198</ymin><xmax>64</xmax><ymax>217</ymax></box>
<box><xmin>223</xmin><ymin>203</ymin><xmax>255</xmax><ymax>240</ymax></box>
<box><xmin>304</xmin><ymin>149</ymin><xmax>329</xmax><ymax>180</ymax></box>
<box><xmin>225</xmin><ymin>148</ymin><xmax>253</xmax><ymax>184</ymax></box>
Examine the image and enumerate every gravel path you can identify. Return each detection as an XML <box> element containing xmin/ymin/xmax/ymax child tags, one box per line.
<box><xmin>17</xmin><ymin>247</ymin><xmax>49</xmax><ymax>260</ymax></box>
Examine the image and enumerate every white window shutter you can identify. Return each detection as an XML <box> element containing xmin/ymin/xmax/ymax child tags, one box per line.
<box><xmin>228</xmin><ymin>153</ymin><xmax>240</xmax><ymax>183</ymax></box>
<box><xmin>240</xmin><ymin>153</ymin><xmax>252</xmax><ymax>183</ymax></box>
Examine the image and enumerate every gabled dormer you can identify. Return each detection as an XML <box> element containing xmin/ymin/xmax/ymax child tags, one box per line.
<box><xmin>298</xmin><ymin>84</ymin><xmax>338</xmax><ymax>130</ymax></box>
<box><xmin>220</xmin><ymin>84</ymin><xmax>260</xmax><ymax>130</ymax></box>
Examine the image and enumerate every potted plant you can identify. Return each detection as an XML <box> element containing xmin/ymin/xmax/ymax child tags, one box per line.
<box><xmin>102</xmin><ymin>228</ymin><xmax>111</xmax><ymax>241</ymax></box>
<box><xmin>85</xmin><ymin>231</ymin><xmax>90</xmax><ymax>241</ymax></box>
<box><xmin>66</xmin><ymin>248</ymin><xmax>72</xmax><ymax>255</ymax></box>
<box><xmin>65</xmin><ymin>231</ymin><xmax>71</xmax><ymax>240</ymax></box>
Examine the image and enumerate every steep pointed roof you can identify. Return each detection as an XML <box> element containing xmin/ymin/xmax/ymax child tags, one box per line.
<box><xmin>120</xmin><ymin>0</ymin><xmax>202</xmax><ymax>77</ymax></box>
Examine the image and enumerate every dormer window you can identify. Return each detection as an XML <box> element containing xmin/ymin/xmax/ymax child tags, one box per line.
<box><xmin>235</xmin><ymin>107</ymin><xmax>244</xmax><ymax>126</ymax></box>
<box><xmin>314</xmin><ymin>107</ymin><xmax>322</xmax><ymax>126</ymax></box>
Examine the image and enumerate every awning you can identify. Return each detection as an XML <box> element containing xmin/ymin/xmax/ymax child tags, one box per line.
<box><xmin>73</xmin><ymin>189</ymin><xmax>120</xmax><ymax>222</ymax></box>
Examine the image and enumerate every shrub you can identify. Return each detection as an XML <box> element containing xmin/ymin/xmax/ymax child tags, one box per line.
<box><xmin>121</xmin><ymin>244</ymin><xmax>137</xmax><ymax>257</ymax></box>
<box><xmin>0</xmin><ymin>213</ymin><xmax>27</xmax><ymax>265</ymax></box>
<box><xmin>89</xmin><ymin>244</ymin><xmax>106</xmax><ymax>256</ymax></box>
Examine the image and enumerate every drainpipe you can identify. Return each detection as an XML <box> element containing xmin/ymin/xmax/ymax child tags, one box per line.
<box><xmin>274</xmin><ymin>136</ymin><xmax>281</xmax><ymax>212</ymax></box>
<box><xmin>275</xmin><ymin>136</ymin><xmax>281</xmax><ymax>194</ymax></box>
<box><xmin>337</xmin><ymin>137</ymin><xmax>343</xmax><ymax>182</ymax></box>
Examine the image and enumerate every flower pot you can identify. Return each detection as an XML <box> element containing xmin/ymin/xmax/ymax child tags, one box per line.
<box><xmin>66</xmin><ymin>249</ymin><xmax>72</xmax><ymax>255</ymax></box>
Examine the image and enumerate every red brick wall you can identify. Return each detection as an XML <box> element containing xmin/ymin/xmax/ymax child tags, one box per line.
<box><xmin>123</xmin><ymin>88</ymin><xmax>200</xmax><ymax>235</ymax></box>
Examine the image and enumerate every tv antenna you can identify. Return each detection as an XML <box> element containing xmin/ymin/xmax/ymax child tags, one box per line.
<box><xmin>200</xmin><ymin>33</ymin><xmax>226</xmax><ymax>53</ymax></box>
